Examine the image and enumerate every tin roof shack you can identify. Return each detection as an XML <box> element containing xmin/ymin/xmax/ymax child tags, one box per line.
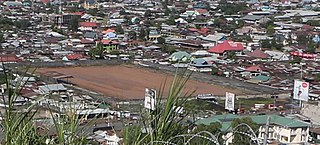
<box><xmin>37</xmin><ymin>84</ymin><xmax>67</xmax><ymax>95</ymax></box>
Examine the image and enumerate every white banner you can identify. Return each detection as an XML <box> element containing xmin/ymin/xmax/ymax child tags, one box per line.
<box><xmin>144</xmin><ymin>88</ymin><xmax>156</xmax><ymax>111</ymax></box>
<box><xmin>293</xmin><ymin>80</ymin><xmax>309</xmax><ymax>101</ymax></box>
<box><xmin>225</xmin><ymin>92</ymin><xmax>235</xmax><ymax>111</ymax></box>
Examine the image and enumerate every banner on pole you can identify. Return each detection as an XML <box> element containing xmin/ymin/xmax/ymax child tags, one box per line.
<box><xmin>144</xmin><ymin>88</ymin><xmax>156</xmax><ymax>111</ymax></box>
<box><xmin>293</xmin><ymin>80</ymin><xmax>309</xmax><ymax>101</ymax></box>
<box><xmin>225</xmin><ymin>92</ymin><xmax>235</xmax><ymax>111</ymax></box>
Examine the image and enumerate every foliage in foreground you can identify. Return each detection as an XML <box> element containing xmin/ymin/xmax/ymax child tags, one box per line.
<box><xmin>0</xmin><ymin>66</ymin><xmax>92</xmax><ymax>145</ymax></box>
<box><xmin>123</xmin><ymin>69</ymin><xmax>260</xmax><ymax>145</ymax></box>
<box><xmin>123</xmin><ymin>70</ymin><xmax>194</xmax><ymax>145</ymax></box>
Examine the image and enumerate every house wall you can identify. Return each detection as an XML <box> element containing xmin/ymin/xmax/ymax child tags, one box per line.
<box><xmin>258</xmin><ymin>125</ymin><xmax>309</xmax><ymax>144</ymax></box>
<box><xmin>103</xmin><ymin>44</ymin><xmax>119</xmax><ymax>53</ymax></box>
<box><xmin>223</xmin><ymin>132</ymin><xmax>233</xmax><ymax>145</ymax></box>
<box><xmin>79</xmin><ymin>26</ymin><xmax>94</xmax><ymax>31</ymax></box>
<box><xmin>223</xmin><ymin>124</ymin><xmax>309</xmax><ymax>145</ymax></box>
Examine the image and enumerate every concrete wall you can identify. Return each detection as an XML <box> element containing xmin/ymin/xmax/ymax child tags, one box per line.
<box><xmin>301</xmin><ymin>103</ymin><xmax>320</xmax><ymax>125</ymax></box>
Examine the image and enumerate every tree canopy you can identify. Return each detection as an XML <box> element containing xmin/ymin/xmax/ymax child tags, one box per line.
<box><xmin>0</xmin><ymin>33</ymin><xmax>4</xmax><ymax>43</ymax></box>
<box><xmin>69</xmin><ymin>17</ymin><xmax>79</xmax><ymax>31</ymax></box>
<box><xmin>231</xmin><ymin>117</ymin><xmax>259</xmax><ymax>145</ymax></box>
<box><xmin>139</xmin><ymin>28</ymin><xmax>147</xmax><ymax>40</ymax></box>
<box><xmin>128</xmin><ymin>31</ymin><xmax>137</xmax><ymax>40</ymax></box>
<box><xmin>89</xmin><ymin>42</ymin><xmax>104</xmax><ymax>58</ymax></box>
<box><xmin>157</xmin><ymin>37</ymin><xmax>165</xmax><ymax>44</ymax></box>
<box><xmin>115</xmin><ymin>24</ymin><xmax>124</xmax><ymax>34</ymax></box>
<box><xmin>218</xmin><ymin>3</ymin><xmax>248</xmax><ymax>15</ymax></box>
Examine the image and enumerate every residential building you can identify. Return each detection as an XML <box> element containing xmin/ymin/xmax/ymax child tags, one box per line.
<box><xmin>196</xmin><ymin>114</ymin><xmax>310</xmax><ymax>145</ymax></box>
<box><xmin>79</xmin><ymin>22</ymin><xmax>98</xmax><ymax>31</ymax></box>
<box><xmin>100</xmin><ymin>39</ymin><xmax>119</xmax><ymax>53</ymax></box>
<box><xmin>208</xmin><ymin>40</ymin><xmax>244</xmax><ymax>56</ymax></box>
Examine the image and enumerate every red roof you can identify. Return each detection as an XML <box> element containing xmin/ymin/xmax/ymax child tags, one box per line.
<box><xmin>71</xmin><ymin>12</ymin><xmax>84</xmax><ymax>16</ymax></box>
<box><xmin>290</xmin><ymin>51</ymin><xmax>316</xmax><ymax>58</ymax></box>
<box><xmin>102</xmin><ymin>29</ymin><xmax>115</xmax><ymax>34</ymax></box>
<box><xmin>41</xmin><ymin>0</ymin><xmax>50</xmax><ymax>4</ymax></box>
<box><xmin>188</xmin><ymin>28</ymin><xmax>198</xmax><ymax>32</ymax></box>
<box><xmin>208</xmin><ymin>40</ymin><xmax>244</xmax><ymax>54</ymax></box>
<box><xmin>302</xmin><ymin>24</ymin><xmax>314</xmax><ymax>31</ymax></box>
<box><xmin>0</xmin><ymin>55</ymin><xmax>20</xmax><ymax>62</ymax></box>
<box><xmin>247</xmin><ymin>49</ymin><xmax>269</xmax><ymax>59</ymax></box>
<box><xmin>245</xmin><ymin>65</ymin><xmax>263</xmax><ymax>72</ymax></box>
<box><xmin>66</xmin><ymin>54</ymin><xmax>83</xmax><ymax>60</ymax></box>
<box><xmin>196</xmin><ymin>9</ymin><xmax>208</xmax><ymax>14</ymax></box>
<box><xmin>79</xmin><ymin>22</ymin><xmax>98</xmax><ymax>27</ymax></box>
<box><xmin>81</xmin><ymin>39</ymin><xmax>94</xmax><ymax>44</ymax></box>
<box><xmin>100</xmin><ymin>39</ymin><xmax>118</xmax><ymax>45</ymax></box>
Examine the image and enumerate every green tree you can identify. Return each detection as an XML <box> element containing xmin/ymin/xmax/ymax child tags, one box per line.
<box><xmin>144</xmin><ymin>9</ymin><xmax>152</xmax><ymax>17</ymax></box>
<box><xmin>87</xmin><ymin>8</ymin><xmax>98</xmax><ymax>16</ymax></box>
<box><xmin>166</xmin><ymin>16</ymin><xmax>175</xmax><ymax>25</ymax></box>
<box><xmin>191</xmin><ymin>122</ymin><xmax>223</xmax><ymax>144</ymax></box>
<box><xmin>128</xmin><ymin>31</ymin><xmax>137</xmax><ymax>40</ymax></box>
<box><xmin>306</xmin><ymin>42</ymin><xmax>316</xmax><ymax>53</ymax></box>
<box><xmin>139</xmin><ymin>28</ymin><xmax>146</xmax><ymax>40</ymax></box>
<box><xmin>211</xmin><ymin>66</ymin><xmax>219</xmax><ymax>75</ymax></box>
<box><xmin>0</xmin><ymin>33</ymin><xmax>4</xmax><ymax>43</ymax></box>
<box><xmin>120</xmin><ymin>9</ymin><xmax>126</xmax><ymax>15</ymax></box>
<box><xmin>271</xmin><ymin>39</ymin><xmax>283</xmax><ymax>50</ymax></box>
<box><xmin>231</xmin><ymin>117</ymin><xmax>258</xmax><ymax>145</ymax></box>
<box><xmin>290</xmin><ymin>56</ymin><xmax>302</xmax><ymax>64</ymax></box>
<box><xmin>218</xmin><ymin>3</ymin><xmax>248</xmax><ymax>15</ymax></box>
<box><xmin>292</xmin><ymin>15</ymin><xmax>302</xmax><ymax>23</ymax></box>
<box><xmin>157</xmin><ymin>37</ymin><xmax>165</xmax><ymax>44</ymax></box>
<box><xmin>115</xmin><ymin>24</ymin><xmax>124</xmax><ymax>34</ymax></box>
<box><xmin>89</xmin><ymin>42</ymin><xmax>104</xmax><ymax>58</ymax></box>
<box><xmin>164</xmin><ymin>8</ymin><xmax>170</xmax><ymax>16</ymax></box>
<box><xmin>315</xmin><ymin>73</ymin><xmax>320</xmax><ymax>82</ymax></box>
<box><xmin>161</xmin><ymin>44</ymin><xmax>176</xmax><ymax>54</ymax></box>
<box><xmin>227</xmin><ymin>51</ymin><xmax>237</xmax><ymax>60</ymax></box>
<box><xmin>15</xmin><ymin>20</ymin><xmax>31</xmax><ymax>30</ymax></box>
<box><xmin>266</xmin><ymin>25</ymin><xmax>275</xmax><ymax>36</ymax></box>
<box><xmin>261</xmin><ymin>40</ymin><xmax>272</xmax><ymax>48</ymax></box>
<box><xmin>69</xmin><ymin>17</ymin><xmax>79</xmax><ymax>31</ymax></box>
<box><xmin>306</xmin><ymin>20</ymin><xmax>320</xmax><ymax>27</ymax></box>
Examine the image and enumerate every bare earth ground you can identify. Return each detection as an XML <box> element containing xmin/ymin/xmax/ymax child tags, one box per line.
<box><xmin>37</xmin><ymin>65</ymin><xmax>243</xmax><ymax>100</ymax></box>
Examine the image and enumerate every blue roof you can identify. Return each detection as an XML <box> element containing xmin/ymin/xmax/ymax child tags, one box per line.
<box><xmin>105</xmin><ymin>32</ymin><xmax>117</xmax><ymax>38</ymax></box>
<box><xmin>86</xmin><ymin>0</ymin><xmax>95</xmax><ymax>5</ymax></box>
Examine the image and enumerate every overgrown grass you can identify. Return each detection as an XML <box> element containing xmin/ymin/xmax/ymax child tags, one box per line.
<box><xmin>0</xmin><ymin>65</ymin><xmax>94</xmax><ymax>145</ymax></box>
<box><xmin>183</xmin><ymin>99</ymin><xmax>216</xmax><ymax>112</ymax></box>
<box><xmin>123</xmin><ymin>70</ymin><xmax>195</xmax><ymax>145</ymax></box>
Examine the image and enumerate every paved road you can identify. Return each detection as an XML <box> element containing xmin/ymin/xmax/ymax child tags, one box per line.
<box><xmin>139</xmin><ymin>61</ymin><xmax>283</xmax><ymax>95</ymax></box>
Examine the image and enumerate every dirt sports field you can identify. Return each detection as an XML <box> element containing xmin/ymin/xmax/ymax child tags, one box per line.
<box><xmin>37</xmin><ymin>65</ymin><xmax>243</xmax><ymax>100</ymax></box>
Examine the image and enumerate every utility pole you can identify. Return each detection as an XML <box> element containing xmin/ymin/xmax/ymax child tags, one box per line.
<box><xmin>263</xmin><ymin>116</ymin><xmax>271</xmax><ymax>145</ymax></box>
<box><xmin>299</xmin><ymin>61</ymin><xmax>305</xmax><ymax>108</ymax></box>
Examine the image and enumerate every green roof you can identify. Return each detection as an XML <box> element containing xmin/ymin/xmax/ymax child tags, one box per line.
<box><xmin>196</xmin><ymin>114</ymin><xmax>309</xmax><ymax>131</ymax></box>
<box><xmin>251</xmin><ymin>115</ymin><xmax>309</xmax><ymax>128</ymax></box>
<box><xmin>251</xmin><ymin>75</ymin><xmax>270</xmax><ymax>82</ymax></box>
<box><xmin>196</xmin><ymin>114</ymin><xmax>238</xmax><ymax>131</ymax></box>
<box><xmin>98</xmin><ymin>103</ymin><xmax>110</xmax><ymax>109</ymax></box>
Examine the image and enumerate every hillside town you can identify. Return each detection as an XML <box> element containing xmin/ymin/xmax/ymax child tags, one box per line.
<box><xmin>1</xmin><ymin>0</ymin><xmax>320</xmax><ymax>144</ymax></box>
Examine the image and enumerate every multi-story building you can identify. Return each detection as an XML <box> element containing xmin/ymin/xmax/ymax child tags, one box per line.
<box><xmin>196</xmin><ymin>114</ymin><xmax>310</xmax><ymax>145</ymax></box>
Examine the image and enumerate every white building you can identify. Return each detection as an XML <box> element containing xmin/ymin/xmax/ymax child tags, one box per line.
<box><xmin>196</xmin><ymin>114</ymin><xmax>310</xmax><ymax>145</ymax></box>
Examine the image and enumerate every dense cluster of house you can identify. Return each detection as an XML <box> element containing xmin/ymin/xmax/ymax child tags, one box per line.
<box><xmin>1</xmin><ymin>0</ymin><xmax>320</xmax><ymax>144</ymax></box>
